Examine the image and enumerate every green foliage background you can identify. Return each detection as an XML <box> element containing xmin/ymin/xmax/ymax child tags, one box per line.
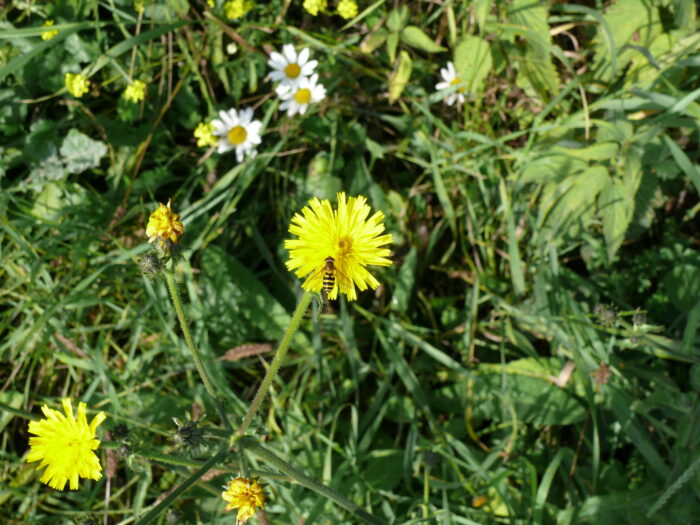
<box><xmin>1</xmin><ymin>0</ymin><xmax>700</xmax><ymax>523</ymax></box>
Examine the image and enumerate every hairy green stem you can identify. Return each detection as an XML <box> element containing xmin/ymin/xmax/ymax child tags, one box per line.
<box><xmin>240</xmin><ymin>436</ymin><xmax>385</xmax><ymax>525</ymax></box>
<box><xmin>235</xmin><ymin>290</ymin><xmax>312</xmax><ymax>438</ymax></box>
<box><xmin>164</xmin><ymin>269</ymin><xmax>231</xmax><ymax>430</ymax></box>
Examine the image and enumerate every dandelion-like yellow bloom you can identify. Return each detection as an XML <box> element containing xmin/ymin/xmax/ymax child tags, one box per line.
<box><xmin>123</xmin><ymin>79</ymin><xmax>146</xmax><ymax>103</ymax></box>
<box><xmin>26</xmin><ymin>398</ymin><xmax>106</xmax><ymax>490</ymax></box>
<box><xmin>285</xmin><ymin>192</ymin><xmax>393</xmax><ymax>301</ymax></box>
<box><xmin>222</xmin><ymin>477</ymin><xmax>265</xmax><ymax>524</ymax></box>
<box><xmin>337</xmin><ymin>0</ymin><xmax>358</xmax><ymax>19</ymax></box>
<box><xmin>223</xmin><ymin>0</ymin><xmax>252</xmax><ymax>19</ymax></box>
<box><xmin>64</xmin><ymin>73</ymin><xmax>90</xmax><ymax>98</ymax></box>
<box><xmin>303</xmin><ymin>0</ymin><xmax>327</xmax><ymax>16</ymax></box>
<box><xmin>194</xmin><ymin>121</ymin><xmax>218</xmax><ymax>148</ymax></box>
<box><xmin>146</xmin><ymin>199</ymin><xmax>184</xmax><ymax>246</ymax></box>
<box><xmin>41</xmin><ymin>20</ymin><xmax>59</xmax><ymax>40</ymax></box>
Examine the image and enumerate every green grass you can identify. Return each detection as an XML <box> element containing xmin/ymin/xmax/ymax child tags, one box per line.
<box><xmin>2</xmin><ymin>0</ymin><xmax>700</xmax><ymax>523</ymax></box>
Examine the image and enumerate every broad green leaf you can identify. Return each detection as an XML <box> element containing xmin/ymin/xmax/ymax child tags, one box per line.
<box><xmin>59</xmin><ymin>129</ymin><xmax>107</xmax><ymax>174</ymax></box>
<box><xmin>599</xmin><ymin>182</ymin><xmax>634</xmax><ymax>259</ymax></box>
<box><xmin>454</xmin><ymin>36</ymin><xmax>493</xmax><ymax>94</ymax></box>
<box><xmin>386</xmin><ymin>5</ymin><xmax>409</xmax><ymax>32</ymax></box>
<box><xmin>548</xmin><ymin>166</ymin><xmax>611</xmax><ymax>237</ymax></box>
<box><xmin>509</xmin><ymin>0</ymin><xmax>559</xmax><ymax>98</ymax></box>
<box><xmin>400</xmin><ymin>26</ymin><xmax>446</xmax><ymax>53</ymax></box>
<box><xmin>519</xmin><ymin>153</ymin><xmax>587</xmax><ymax>184</ymax></box>
<box><xmin>386</xmin><ymin>31</ymin><xmax>399</xmax><ymax>64</ymax></box>
<box><xmin>593</xmin><ymin>0</ymin><xmax>662</xmax><ymax>83</ymax></box>
<box><xmin>388</xmin><ymin>50</ymin><xmax>412</xmax><ymax>103</ymax></box>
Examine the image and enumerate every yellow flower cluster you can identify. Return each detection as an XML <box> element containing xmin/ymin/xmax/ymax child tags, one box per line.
<box><xmin>222</xmin><ymin>477</ymin><xmax>265</xmax><ymax>523</ymax></box>
<box><xmin>223</xmin><ymin>0</ymin><xmax>253</xmax><ymax>19</ymax></box>
<box><xmin>64</xmin><ymin>73</ymin><xmax>90</xmax><ymax>98</ymax></box>
<box><xmin>194</xmin><ymin>122</ymin><xmax>218</xmax><ymax>148</ymax></box>
<box><xmin>26</xmin><ymin>399</ymin><xmax>106</xmax><ymax>490</ymax></box>
<box><xmin>41</xmin><ymin>20</ymin><xmax>59</xmax><ymax>40</ymax></box>
<box><xmin>303</xmin><ymin>0</ymin><xmax>327</xmax><ymax>16</ymax></box>
<box><xmin>124</xmin><ymin>79</ymin><xmax>147</xmax><ymax>103</ymax></box>
<box><xmin>337</xmin><ymin>0</ymin><xmax>358</xmax><ymax>19</ymax></box>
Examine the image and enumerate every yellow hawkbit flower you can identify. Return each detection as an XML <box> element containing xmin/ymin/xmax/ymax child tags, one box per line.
<box><xmin>285</xmin><ymin>192</ymin><xmax>393</xmax><ymax>301</ymax></box>
<box><xmin>64</xmin><ymin>73</ymin><xmax>90</xmax><ymax>98</ymax></box>
<box><xmin>223</xmin><ymin>0</ymin><xmax>252</xmax><ymax>19</ymax></box>
<box><xmin>123</xmin><ymin>79</ymin><xmax>146</xmax><ymax>103</ymax></box>
<box><xmin>222</xmin><ymin>477</ymin><xmax>265</xmax><ymax>524</ymax></box>
<box><xmin>194</xmin><ymin>122</ymin><xmax>218</xmax><ymax>148</ymax></box>
<box><xmin>146</xmin><ymin>199</ymin><xmax>185</xmax><ymax>247</ymax></box>
<box><xmin>26</xmin><ymin>398</ymin><xmax>106</xmax><ymax>490</ymax></box>
<box><xmin>303</xmin><ymin>0</ymin><xmax>327</xmax><ymax>16</ymax></box>
<box><xmin>41</xmin><ymin>20</ymin><xmax>59</xmax><ymax>40</ymax></box>
<box><xmin>337</xmin><ymin>0</ymin><xmax>358</xmax><ymax>19</ymax></box>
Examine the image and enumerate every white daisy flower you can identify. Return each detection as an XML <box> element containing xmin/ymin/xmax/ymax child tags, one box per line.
<box><xmin>276</xmin><ymin>74</ymin><xmax>327</xmax><ymax>117</ymax></box>
<box><xmin>267</xmin><ymin>44</ymin><xmax>318</xmax><ymax>87</ymax></box>
<box><xmin>435</xmin><ymin>61</ymin><xmax>466</xmax><ymax>106</ymax></box>
<box><xmin>211</xmin><ymin>107</ymin><xmax>263</xmax><ymax>162</ymax></box>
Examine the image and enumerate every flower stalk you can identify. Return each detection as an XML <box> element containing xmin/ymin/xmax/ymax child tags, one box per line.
<box><xmin>164</xmin><ymin>268</ymin><xmax>231</xmax><ymax>430</ymax></box>
<box><xmin>235</xmin><ymin>290</ymin><xmax>313</xmax><ymax>439</ymax></box>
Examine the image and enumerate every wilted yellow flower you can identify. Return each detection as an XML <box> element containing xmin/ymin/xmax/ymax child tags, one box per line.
<box><xmin>285</xmin><ymin>192</ymin><xmax>393</xmax><ymax>301</ymax></box>
<box><xmin>146</xmin><ymin>199</ymin><xmax>184</xmax><ymax>246</ymax></box>
<box><xmin>41</xmin><ymin>20</ymin><xmax>59</xmax><ymax>40</ymax></box>
<box><xmin>222</xmin><ymin>477</ymin><xmax>265</xmax><ymax>524</ymax></box>
<box><xmin>124</xmin><ymin>79</ymin><xmax>147</xmax><ymax>103</ymax></box>
<box><xmin>223</xmin><ymin>0</ymin><xmax>252</xmax><ymax>19</ymax></box>
<box><xmin>337</xmin><ymin>0</ymin><xmax>358</xmax><ymax>19</ymax></box>
<box><xmin>303</xmin><ymin>0</ymin><xmax>327</xmax><ymax>16</ymax></box>
<box><xmin>64</xmin><ymin>73</ymin><xmax>90</xmax><ymax>98</ymax></box>
<box><xmin>194</xmin><ymin>121</ymin><xmax>218</xmax><ymax>148</ymax></box>
<box><xmin>26</xmin><ymin>398</ymin><xmax>106</xmax><ymax>490</ymax></box>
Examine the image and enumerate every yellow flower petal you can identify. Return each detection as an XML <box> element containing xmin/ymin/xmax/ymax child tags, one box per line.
<box><xmin>222</xmin><ymin>477</ymin><xmax>266</xmax><ymax>523</ymax></box>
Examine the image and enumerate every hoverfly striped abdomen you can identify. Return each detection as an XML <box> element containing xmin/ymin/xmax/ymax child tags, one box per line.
<box><xmin>322</xmin><ymin>256</ymin><xmax>336</xmax><ymax>295</ymax></box>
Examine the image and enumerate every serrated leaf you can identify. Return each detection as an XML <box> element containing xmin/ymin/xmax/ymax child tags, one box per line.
<box><xmin>59</xmin><ymin>129</ymin><xmax>107</xmax><ymax>174</ymax></box>
<box><xmin>599</xmin><ymin>182</ymin><xmax>634</xmax><ymax>259</ymax></box>
<box><xmin>400</xmin><ymin>26</ymin><xmax>445</xmax><ymax>53</ymax></box>
<box><xmin>388</xmin><ymin>50</ymin><xmax>412</xmax><ymax>103</ymax></box>
<box><xmin>454</xmin><ymin>36</ymin><xmax>492</xmax><ymax>94</ymax></box>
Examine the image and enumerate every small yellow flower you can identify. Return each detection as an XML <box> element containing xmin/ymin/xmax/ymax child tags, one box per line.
<box><xmin>337</xmin><ymin>0</ymin><xmax>358</xmax><ymax>19</ymax></box>
<box><xmin>134</xmin><ymin>0</ymin><xmax>145</xmax><ymax>14</ymax></box>
<box><xmin>146</xmin><ymin>199</ymin><xmax>185</xmax><ymax>247</ymax></box>
<box><xmin>41</xmin><ymin>20</ymin><xmax>59</xmax><ymax>40</ymax></box>
<box><xmin>26</xmin><ymin>398</ymin><xmax>106</xmax><ymax>490</ymax></box>
<box><xmin>123</xmin><ymin>79</ymin><xmax>147</xmax><ymax>103</ymax></box>
<box><xmin>303</xmin><ymin>0</ymin><xmax>327</xmax><ymax>16</ymax></box>
<box><xmin>207</xmin><ymin>0</ymin><xmax>215</xmax><ymax>6</ymax></box>
<box><xmin>222</xmin><ymin>477</ymin><xmax>265</xmax><ymax>524</ymax></box>
<box><xmin>285</xmin><ymin>192</ymin><xmax>393</xmax><ymax>301</ymax></box>
<box><xmin>194</xmin><ymin>121</ymin><xmax>218</xmax><ymax>148</ymax></box>
<box><xmin>223</xmin><ymin>0</ymin><xmax>253</xmax><ymax>19</ymax></box>
<box><xmin>64</xmin><ymin>73</ymin><xmax>90</xmax><ymax>98</ymax></box>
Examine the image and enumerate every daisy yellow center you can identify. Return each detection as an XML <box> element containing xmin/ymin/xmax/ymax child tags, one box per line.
<box><xmin>294</xmin><ymin>88</ymin><xmax>312</xmax><ymax>104</ymax></box>
<box><xmin>227</xmin><ymin>125</ymin><xmax>248</xmax><ymax>145</ymax></box>
<box><xmin>450</xmin><ymin>77</ymin><xmax>465</xmax><ymax>93</ymax></box>
<box><xmin>284</xmin><ymin>63</ymin><xmax>301</xmax><ymax>78</ymax></box>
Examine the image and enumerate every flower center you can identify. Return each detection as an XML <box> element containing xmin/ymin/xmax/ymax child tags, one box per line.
<box><xmin>450</xmin><ymin>77</ymin><xmax>465</xmax><ymax>93</ymax></box>
<box><xmin>284</xmin><ymin>63</ymin><xmax>301</xmax><ymax>78</ymax></box>
<box><xmin>227</xmin><ymin>125</ymin><xmax>248</xmax><ymax>146</ymax></box>
<box><xmin>294</xmin><ymin>88</ymin><xmax>312</xmax><ymax>104</ymax></box>
<box><xmin>337</xmin><ymin>236</ymin><xmax>353</xmax><ymax>256</ymax></box>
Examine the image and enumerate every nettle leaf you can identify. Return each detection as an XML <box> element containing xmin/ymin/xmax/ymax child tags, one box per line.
<box><xmin>454</xmin><ymin>36</ymin><xmax>493</xmax><ymax>94</ymax></box>
<box><xmin>59</xmin><ymin>129</ymin><xmax>107</xmax><ymax>174</ymax></box>
<box><xmin>599</xmin><ymin>182</ymin><xmax>634</xmax><ymax>259</ymax></box>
